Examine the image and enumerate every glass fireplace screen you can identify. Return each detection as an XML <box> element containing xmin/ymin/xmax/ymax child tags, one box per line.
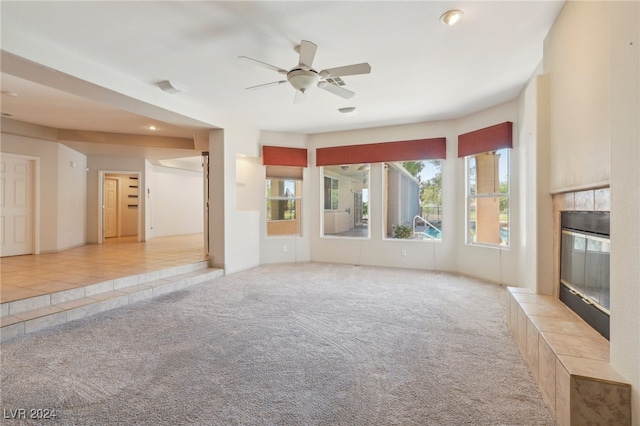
<box><xmin>560</xmin><ymin>229</ymin><xmax>610</xmax><ymax>314</ymax></box>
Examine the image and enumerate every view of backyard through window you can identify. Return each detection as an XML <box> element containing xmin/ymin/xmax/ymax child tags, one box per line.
<box><xmin>466</xmin><ymin>148</ymin><xmax>509</xmax><ymax>246</ymax></box>
<box><xmin>385</xmin><ymin>160</ymin><xmax>442</xmax><ymax>241</ymax></box>
<box><xmin>266</xmin><ymin>178</ymin><xmax>301</xmax><ymax>236</ymax></box>
<box><xmin>268</xmin><ymin>152</ymin><xmax>507</xmax><ymax>244</ymax></box>
<box><xmin>322</xmin><ymin>165</ymin><xmax>369</xmax><ymax>238</ymax></box>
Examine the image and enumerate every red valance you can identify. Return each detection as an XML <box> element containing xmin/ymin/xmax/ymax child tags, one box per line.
<box><xmin>262</xmin><ymin>146</ymin><xmax>308</xmax><ymax>167</ymax></box>
<box><xmin>316</xmin><ymin>138</ymin><xmax>446</xmax><ymax>166</ymax></box>
<box><xmin>457</xmin><ymin>122</ymin><xmax>513</xmax><ymax>158</ymax></box>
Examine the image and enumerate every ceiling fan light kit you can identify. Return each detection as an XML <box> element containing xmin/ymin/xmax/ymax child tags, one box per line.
<box><xmin>287</xmin><ymin>69</ymin><xmax>320</xmax><ymax>93</ymax></box>
<box><xmin>240</xmin><ymin>40</ymin><xmax>371</xmax><ymax>103</ymax></box>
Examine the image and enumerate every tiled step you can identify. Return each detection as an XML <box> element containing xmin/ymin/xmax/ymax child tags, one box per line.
<box><xmin>1</xmin><ymin>262</ymin><xmax>223</xmax><ymax>342</ymax></box>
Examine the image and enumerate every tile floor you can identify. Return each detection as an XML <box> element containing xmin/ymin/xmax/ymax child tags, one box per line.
<box><xmin>0</xmin><ymin>234</ymin><xmax>207</xmax><ymax>303</ymax></box>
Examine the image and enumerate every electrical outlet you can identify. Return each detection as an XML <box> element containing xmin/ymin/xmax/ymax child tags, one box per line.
<box><xmin>401</xmin><ymin>249</ymin><xmax>407</xmax><ymax>257</ymax></box>
<box><xmin>282</xmin><ymin>246</ymin><xmax>288</xmax><ymax>253</ymax></box>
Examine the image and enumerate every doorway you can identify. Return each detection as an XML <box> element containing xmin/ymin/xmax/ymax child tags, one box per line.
<box><xmin>100</xmin><ymin>171</ymin><xmax>141</xmax><ymax>243</ymax></box>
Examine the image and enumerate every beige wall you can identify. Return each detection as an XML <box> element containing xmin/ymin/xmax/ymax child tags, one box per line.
<box><xmin>149</xmin><ymin>165</ymin><xmax>203</xmax><ymax>238</ymax></box>
<box><xmin>516</xmin><ymin>73</ymin><xmax>553</xmax><ymax>295</ymax></box>
<box><xmin>544</xmin><ymin>1</ymin><xmax>610</xmax><ymax>193</ymax></box>
<box><xmin>609</xmin><ymin>1</ymin><xmax>640</xmax><ymax>423</ymax></box>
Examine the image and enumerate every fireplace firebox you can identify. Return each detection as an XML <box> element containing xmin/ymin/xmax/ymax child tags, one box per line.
<box><xmin>559</xmin><ymin>211</ymin><xmax>610</xmax><ymax>339</ymax></box>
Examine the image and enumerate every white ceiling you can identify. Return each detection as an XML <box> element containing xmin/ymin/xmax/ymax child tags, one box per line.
<box><xmin>0</xmin><ymin>1</ymin><xmax>565</xmax><ymax>146</ymax></box>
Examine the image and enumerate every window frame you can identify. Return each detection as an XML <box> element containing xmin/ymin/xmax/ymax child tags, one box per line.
<box><xmin>323</xmin><ymin>175</ymin><xmax>339</xmax><ymax>211</ymax></box>
<box><xmin>265</xmin><ymin>177</ymin><xmax>302</xmax><ymax>237</ymax></box>
<box><xmin>465</xmin><ymin>148</ymin><xmax>510</xmax><ymax>248</ymax></box>
<box><xmin>321</xmin><ymin>165</ymin><xmax>370</xmax><ymax>239</ymax></box>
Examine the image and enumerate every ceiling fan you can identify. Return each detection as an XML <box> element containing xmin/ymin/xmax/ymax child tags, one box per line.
<box><xmin>239</xmin><ymin>40</ymin><xmax>371</xmax><ymax>103</ymax></box>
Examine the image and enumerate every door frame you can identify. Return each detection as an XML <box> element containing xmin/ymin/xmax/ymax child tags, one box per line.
<box><xmin>1</xmin><ymin>153</ymin><xmax>40</xmax><ymax>255</ymax></box>
<box><xmin>98</xmin><ymin>170</ymin><xmax>142</xmax><ymax>244</ymax></box>
<box><xmin>104</xmin><ymin>177</ymin><xmax>119</xmax><ymax>238</ymax></box>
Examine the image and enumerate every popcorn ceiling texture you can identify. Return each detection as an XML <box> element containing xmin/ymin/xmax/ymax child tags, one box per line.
<box><xmin>1</xmin><ymin>263</ymin><xmax>553</xmax><ymax>425</ymax></box>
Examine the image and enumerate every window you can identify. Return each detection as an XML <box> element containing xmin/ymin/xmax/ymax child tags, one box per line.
<box><xmin>322</xmin><ymin>164</ymin><xmax>369</xmax><ymax>238</ymax></box>
<box><xmin>323</xmin><ymin>176</ymin><xmax>339</xmax><ymax>210</ymax></box>
<box><xmin>266</xmin><ymin>175</ymin><xmax>302</xmax><ymax>237</ymax></box>
<box><xmin>466</xmin><ymin>148</ymin><xmax>509</xmax><ymax>246</ymax></box>
<box><xmin>385</xmin><ymin>160</ymin><xmax>442</xmax><ymax>240</ymax></box>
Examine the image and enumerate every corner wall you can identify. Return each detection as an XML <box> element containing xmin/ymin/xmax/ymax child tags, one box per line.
<box><xmin>544</xmin><ymin>0</ymin><xmax>610</xmax><ymax>192</ymax></box>
<box><xmin>515</xmin><ymin>72</ymin><xmax>553</xmax><ymax>295</ymax></box>
<box><xmin>208</xmin><ymin>121</ymin><xmax>264</xmax><ymax>275</ymax></box>
<box><xmin>609</xmin><ymin>0</ymin><xmax>640</xmax><ymax>422</ymax></box>
<box><xmin>56</xmin><ymin>144</ymin><xmax>87</xmax><ymax>250</ymax></box>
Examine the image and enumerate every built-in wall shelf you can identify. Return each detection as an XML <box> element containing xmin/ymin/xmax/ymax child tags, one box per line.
<box><xmin>127</xmin><ymin>177</ymin><xmax>138</xmax><ymax>207</ymax></box>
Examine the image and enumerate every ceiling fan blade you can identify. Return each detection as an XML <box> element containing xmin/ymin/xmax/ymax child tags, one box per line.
<box><xmin>245</xmin><ymin>80</ymin><xmax>287</xmax><ymax>90</ymax></box>
<box><xmin>298</xmin><ymin>40</ymin><xmax>318</xmax><ymax>70</ymax></box>
<box><xmin>238</xmin><ymin>56</ymin><xmax>288</xmax><ymax>74</ymax></box>
<box><xmin>320</xmin><ymin>62</ymin><xmax>371</xmax><ymax>78</ymax></box>
<box><xmin>294</xmin><ymin>90</ymin><xmax>306</xmax><ymax>104</ymax></box>
<box><xmin>318</xmin><ymin>81</ymin><xmax>355</xmax><ymax>99</ymax></box>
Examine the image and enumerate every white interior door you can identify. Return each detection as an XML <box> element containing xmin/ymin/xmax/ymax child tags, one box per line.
<box><xmin>104</xmin><ymin>178</ymin><xmax>118</xmax><ymax>238</ymax></box>
<box><xmin>1</xmin><ymin>156</ymin><xmax>34</xmax><ymax>257</ymax></box>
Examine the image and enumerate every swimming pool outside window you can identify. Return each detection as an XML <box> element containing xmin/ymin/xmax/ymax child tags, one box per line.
<box><xmin>384</xmin><ymin>160</ymin><xmax>442</xmax><ymax>241</ymax></box>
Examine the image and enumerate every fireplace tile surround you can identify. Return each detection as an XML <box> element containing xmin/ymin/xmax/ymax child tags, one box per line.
<box><xmin>552</xmin><ymin>187</ymin><xmax>610</xmax><ymax>299</ymax></box>
<box><xmin>507</xmin><ymin>186</ymin><xmax>632</xmax><ymax>425</ymax></box>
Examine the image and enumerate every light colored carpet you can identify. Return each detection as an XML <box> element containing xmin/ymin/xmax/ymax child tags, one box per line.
<box><xmin>1</xmin><ymin>263</ymin><xmax>554</xmax><ymax>425</ymax></box>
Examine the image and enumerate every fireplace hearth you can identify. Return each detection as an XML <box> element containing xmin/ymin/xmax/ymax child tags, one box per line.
<box><xmin>559</xmin><ymin>211</ymin><xmax>610</xmax><ymax>339</ymax></box>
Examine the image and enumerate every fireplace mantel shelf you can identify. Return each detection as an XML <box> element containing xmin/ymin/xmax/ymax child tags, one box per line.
<box><xmin>507</xmin><ymin>287</ymin><xmax>630</xmax><ymax>426</ymax></box>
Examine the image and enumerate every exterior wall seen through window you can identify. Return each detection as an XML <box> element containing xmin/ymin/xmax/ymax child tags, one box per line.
<box><xmin>385</xmin><ymin>160</ymin><xmax>442</xmax><ymax>241</ymax></box>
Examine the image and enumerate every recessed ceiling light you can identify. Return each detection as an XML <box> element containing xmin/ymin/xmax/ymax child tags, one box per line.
<box><xmin>338</xmin><ymin>107</ymin><xmax>357</xmax><ymax>116</ymax></box>
<box><xmin>440</xmin><ymin>10</ymin><xmax>464</xmax><ymax>26</ymax></box>
<box><xmin>1</xmin><ymin>91</ymin><xmax>18</xmax><ymax>97</ymax></box>
<box><xmin>147</xmin><ymin>125</ymin><xmax>158</xmax><ymax>131</ymax></box>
